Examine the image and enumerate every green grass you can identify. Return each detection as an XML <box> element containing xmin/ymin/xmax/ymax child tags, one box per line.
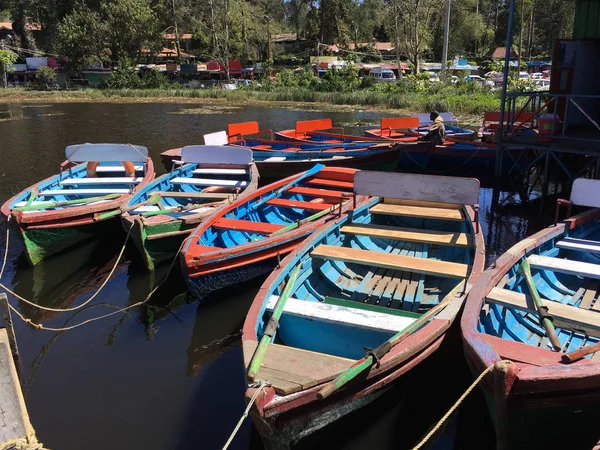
<box><xmin>0</xmin><ymin>86</ymin><xmax>501</xmax><ymax>117</ymax></box>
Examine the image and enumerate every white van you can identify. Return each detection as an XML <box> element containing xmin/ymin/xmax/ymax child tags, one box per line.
<box><xmin>369</xmin><ymin>66</ymin><xmax>396</xmax><ymax>82</ymax></box>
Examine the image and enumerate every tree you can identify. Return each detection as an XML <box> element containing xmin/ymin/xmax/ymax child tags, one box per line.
<box><xmin>56</xmin><ymin>6</ymin><xmax>107</xmax><ymax>71</ymax></box>
<box><xmin>0</xmin><ymin>48</ymin><xmax>17</xmax><ymax>88</ymax></box>
<box><xmin>36</xmin><ymin>65</ymin><xmax>57</xmax><ymax>89</ymax></box>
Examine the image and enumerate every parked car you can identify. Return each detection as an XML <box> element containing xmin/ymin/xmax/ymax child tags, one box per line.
<box><xmin>465</xmin><ymin>75</ymin><xmax>495</xmax><ymax>88</ymax></box>
<box><xmin>369</xmin><ymin>66</ymin><xmax>396</xmax><ymax>82</ymax></box>
<box><xmin>519</xmin><ymin>71</ymin><xmax>530</xmax><ymax>79</ymax></box>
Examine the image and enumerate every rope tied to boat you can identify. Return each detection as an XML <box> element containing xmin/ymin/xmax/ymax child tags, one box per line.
<box><xmin>411</xmin><ymin>361</ymin><xmax>506</xmax><ymax>450</ymax></box>
<box><xmin>221</xmin><ymin>380</ymin><xmax>269</xmax><ymax>450</ymax></box>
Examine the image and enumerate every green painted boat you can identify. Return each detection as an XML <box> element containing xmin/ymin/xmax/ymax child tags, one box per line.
<box><xmin>121</xmin><ymin>145</ymin><xmax>259</xmax><ymax>271</ymax></box>
<box><xmin>1</xmin><ymin>143</ymin><xmax>154</xmax><ymax>265</ymax></box>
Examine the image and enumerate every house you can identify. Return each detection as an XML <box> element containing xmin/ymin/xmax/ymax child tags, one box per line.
<box><xmin>487</xmin><ymin>46</ymin><xmax>519</xmax><ymax>59</ymax></box>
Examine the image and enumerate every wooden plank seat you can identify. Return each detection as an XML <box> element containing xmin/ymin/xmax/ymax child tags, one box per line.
<box><xmin>528</xmin><ymin>254</ymin><xmax>600</xmax><ymax>280</ymax></box>
<box><xmin>191</xmin><ymin>168</ymin><xmax>248</xmax><ymax>175</ymax></box>
<box><xmin>306</xmin><ymin>178</ymin><xmax>354</xmax><ymax>190</ymax></box>
<box><xmin>264</xmin><ymin>156</ymin><xmax>287</xmax><ymax>162</ymax></box>
<box><xmin>369</xmin><ymin>203</ymin><xmax>464</xmax><ymax>221</ymax></box>
<box><xmin>171</xmin><ymin>177</ymin><xmax>248</xmax><ymax>188</ymax></box>
<box><xmin>311</xmin><ymin>245</ymin><xmax>469</xmax><ymax>279</ymax></box>
<box><xmin>39</xmin><ymin>189</ymin><xmax>130</xmax><ymax>196</ymax></box>
<box><xmin>242</xmin><ymin>340</ymin><xmax>353</xmax><ymax>395</ymax></box>
<box><xmin>486</xmin><ymin>287</ymin><xmax>600</xmax><ymax>337</ymax></box>
<box><xmin>266</xmin><ymin>295</ymin><xmax>418</xmax><ymax>334</ymax></box>
<box><xmin>266</xmin><ymin>198</ymin><xmax>332</xmax><ymax>211</ymax></box>
<box><xmin>288</xmin><ymin>186</ymin><xmax>349</xmax><ymax>201</ymax></box>
<box><xmin>212</xmin><ymin>218</ymin><xmax>285</xmax><ymax>234</ymax></box>
<box><xmin>341</xmin><ymin>223</ymin><xmax>471</xmax><ymax>248</ymax></box>
<box><xmin>154</xmin><ymin>191</ymin><xmax>234</xmax><ymax>200</ymax></box>
<box><xmin>95</xmin><ymin>165</ymin><xmax>144</xmax><ymax>173</ymax></box>
<box><xmin>556</xmin><ymin>237</ymin><xmax>600</xmax><ymax>254</ymax></box>
<box><xmin>60</xmin><ymin>177</ymin><xmax>143</xmax><ymax>185</ymax></box>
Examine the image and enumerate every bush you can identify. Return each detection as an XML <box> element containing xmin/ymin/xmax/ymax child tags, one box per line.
<box><xmin>141</xmin><ymin>69</ymin><xmax>170</xmax><ymax>88</ymax></box>
<box><xmin>36</xmin><ymin>66</ymin><xmax>57</xmax><ymax>89</ymax></box>
<box><xmin>425</xmin><ymin>98</ymin><xmax>450</xmax><ymax>113</ymax></box>
<box><xmin>102</xmin><ymin>63</ymin><xmax>142</xmax><ymax>89</ymax></box>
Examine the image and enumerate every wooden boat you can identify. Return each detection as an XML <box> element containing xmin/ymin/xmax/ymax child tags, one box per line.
<box><xmin>461</xmin><ymin>177</ymin><xmax>600</xmax><ymax>450</ymax></box>
<box><xmin>242</xmin><ymin>171</ymin><xmax>485</xmax><ymax>448</ymax></box>
<box><xmin>1</xmin><ymin>143</ymin><xmax>154</xmax><ymax>265</ymax></box>
<box><xmin>478</xmin><ymin>111</ymin><xmax>535</xmax><ymax>142</ymax></box>
<box><xmin>409</xmin><ymin>112</ymin><xmax>476</xmax><ymax>140</ymax></box>
<box><xmin>121</xmin><ymin>145</ymin><xmax>259</xmax><ymax>271</ymax></box>
<box><xmin>180</xmin><ymin>166</ymin><xmax>369</xmax><ymax>300</ymax></box>
<box><xmin>161</xmin><ymin>142</ymin><xmax>405</xmax><ymax>182</ymax></box>
<box><xmin>275</xmin><ymin>118</ymin><xmax>412</xmax><ymax>144</ymax></box>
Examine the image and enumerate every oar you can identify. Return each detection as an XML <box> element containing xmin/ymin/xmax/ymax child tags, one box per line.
<box><xmin>247</xmin><ymin>265</ymin><xmax>301</xmax><ymax>381</ymax></box>
<box><xmin>561</xmin><ymin>341</ymin><xmax>600</xmax><ymax>363</ymax></box>
<box><xmin>268</xmin><ymin>201</ymin><xmax>347</xmax><ymax>237</ymax></box>
<box><xmin>317</xmin><ymin>281</ymin><xmax>466</xmax><ymax>400</ymax></box>
<box><xmin>251</xmin><ymin>164</ymin><xmax>325</xmax><ymax>210</ymax></box>
<box><xmin>11</xmin><ymin>193</ymin><xmax>121</xmax><ymax>212</ymax></box>
<box><xmin>519</xmin><ymin>258</ymin><xmax>562</xmax><ymax>351</ymax></box>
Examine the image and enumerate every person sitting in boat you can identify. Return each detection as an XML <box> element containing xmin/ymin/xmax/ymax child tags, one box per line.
<box><xmin>419</xmin><ymin>111</ymin><xmax>447</xmax><ymax>146</ymax></box>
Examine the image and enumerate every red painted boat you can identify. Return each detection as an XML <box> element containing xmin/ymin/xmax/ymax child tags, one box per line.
<box><xmin>461</xmin><ymin>178</ymin><xmax>600</xmax><ymax>450</ymax></box>
<box><xmin>242</xmin><ymin>171</ymin><xmax>486</xmax><ymax>448</ymax></box>
<box><xmin>179</xmin><ymin>166</ymin><xmax>369</xmax><ymax>300</ymax></box>
<box><xmin>1</xmin><ymin>144</ymin><xmax>154</xmax><ymax>265</ymax></box>
<box><xmin>363</xmin><ymin>117</ymin><xmax>422</xmax><ymax>141</ymax></box>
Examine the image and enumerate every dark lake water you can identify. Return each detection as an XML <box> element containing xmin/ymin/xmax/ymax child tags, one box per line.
<box><xmin>0</xmin><ymin>102</ymin><xmax>552</xmax><ymax>450</ymax></box>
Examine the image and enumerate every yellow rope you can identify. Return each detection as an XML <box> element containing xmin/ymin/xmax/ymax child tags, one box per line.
<box><xmin>2</xmin><ymin>232</ymin><xmax>197</xmax><ymax>333</ymax></box>
<box><xmin>222</xmin><ymin>381</ymin><xmax>268</xmax><ymax>450</ymax></box>
<box><xmin>0</xmin><ymin>222</ymin><xmax>135</xmax><ymax>313</ymax></box>
<box><xmin>411</xmin><ymin>363</ymin><xmax>496</xmax><ymax>450</ymax></box>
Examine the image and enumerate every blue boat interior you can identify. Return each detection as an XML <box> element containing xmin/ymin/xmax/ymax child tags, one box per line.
<box><xmin>479</xmin><ymin>218</ymin><xmax>600</xmax><ymax>358</ymax></box>
<box><xmin>9</xmin><ymin>143</ymin><xmax>149</xmax><ymax>212</ymax></box>
<box><xmin>253</xmin><ymin>199</ymin><xmax>476</xmax><ymax>360</ymax></box>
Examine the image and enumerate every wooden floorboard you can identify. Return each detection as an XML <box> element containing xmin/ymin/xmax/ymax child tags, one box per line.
<box><xmin>311</xmin><ymin>245</ymin><xmax>469</xmax><ymax>279</ymax></box>
<box><xmin>242</xmin><ymin>341</ymin><xmax>353</xmax><ymax>396</ymax></box>
<box><xmin>369</xmin><ymin>203</ymin><xmax>464</xmax><ymax>221</ymax></box>
<box><xmin>342</xmin><ymin>223</ymin><xmax>470</xmax><ymax>247</ymax></box>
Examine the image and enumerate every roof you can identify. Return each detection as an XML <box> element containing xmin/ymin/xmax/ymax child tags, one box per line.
<box><xmin>348</xmin><ymin>42</ymin><xmax>394</xmax><ymax>51</ymax></box>
<box><xmin>0</xmin><ymin>22</ymin><xmax>40</xmax><ymax>31</ymax></box>
<box><xmin>141</xmin><ymin>47</ymin><xmax>195</xmax><ymax>58</ymax></box>
<box><xmin>0</xmin><ymin>22</ymin><xmax>11</xmax><ymax>30</ymax></box>
<box><xmin>163</xmin><ymin>33</ymin><xmax>193</xmax><ymax>40</ymax></box>
<box><xmin>487</xmin><ymin>46</ymin><xmax>519</xmax><ymax>59</ymax></box>
<box><xmin>271</xmin><ymin>33</ymin><xmax>297</xmax><ymax>43</ymax></box>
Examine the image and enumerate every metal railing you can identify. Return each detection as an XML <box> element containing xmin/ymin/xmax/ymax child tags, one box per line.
<box><xmin>502</xmin><ymin>92</ymin><xmax>600</xmax><ymax>145</ymax></box>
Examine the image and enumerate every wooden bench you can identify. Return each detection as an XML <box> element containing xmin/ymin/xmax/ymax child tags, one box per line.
<box><xmin>266</xmin><ymin>295</ymin><xmax>417</xmax><ymax>334</ymax></box>
<box><xmin>191</xmin><ymin>168</ymin><xmax>248</xmax><ymax>175</ymax></box>
<box><xmin>171</xmin><ymin>177</ymin><xmax>248</xmax><ymax>188</ymax></box>
<box><xmin>556</xmin><ymin>237</ymin><xmax>600</xmax><ymax>254</ymax></box>
<box><xmin>95</xmin><ymin>165</ymin><xmax>144</xmax><ymax>173</ymax></box>
<box><xmin>266</xmin><ymin>198</ymin><xmax>332</xmax><ymax>212</ymax></box>
<box><xmin>341</xmin><ymin>223</ymin><xmax>471</xmax><ymax>248</ymax></box>
<box><xmin>486</xmin><ymin>287</ymin><xmax>600</xmax><ymax>337</ymax></box>
<box><xmin>213</xmin><ymin>218</ymin><xmax>285</xmax><ymax>234</ymax></box>
<box><xmin>369</xmin><ymin>203</ymin><xmax>464</xmax><ymax>221</ymax></box>
<box><xmin>288</xmin><ymin>186</ymin><xmax>348</xmax><ymax>202</ymax></box>
<box><xmin>306</xmin><ymin>178</ymin><xmax>354</xmax><ymax>190</ymax></box>
<box><xmin>528</xmin><ymin>254</ymin><xmax>600</xmax><ymax>280</ymax></box>
<box><xmin>39</xmin><ymin>189</ymin><xmax>130</xmax><ymax>196</ymax></box>
<box><xmin>242</xmin><ymin>340</ymin><xmax>352</xmax><ymax>395</ymax></box>
<box><xmin>155</xmin><ymin>191</ymin><xmax>234</xmax><ymax>200</ymax></box>
<box><xmin>311</xmin><ymin>245</ymin><xmax>469</xmax><ymax>279</ymax></box>
<box><xmin>61</xmin><ymin>177</ymin><xmax>143</xmax><ymax>185</ymax></box>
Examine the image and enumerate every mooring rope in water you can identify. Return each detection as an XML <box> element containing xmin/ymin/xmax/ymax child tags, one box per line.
<box><xmin>222</xmin><ymin>380</ymin><xmax>268</xmax><ymax>450</ymax></box>
<box><xmin>1</xmin><ymin>231</ymin><xmax>198</xmax><ymax>332</ymax></box>
<box><xmin>0</xmin><ymin>221</ymin><xmax>135</xmax><ymax>313</ymax></box>
<box><xmin>411</xmin><ymin>362</ymin><xmax>496</xmax><ymax>450</ymax></box>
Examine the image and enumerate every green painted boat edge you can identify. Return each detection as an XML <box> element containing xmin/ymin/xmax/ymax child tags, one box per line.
<box><xmin>323</xmin><ymin>296</ymin><xmax>422</xmax><ymax>319</ymax></box>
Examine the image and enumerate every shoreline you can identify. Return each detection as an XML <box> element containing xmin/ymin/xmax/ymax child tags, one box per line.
<box><xmin>0</xmin><ymin>88</ymin><xmax>493</xmax><ymax>124</ymax></box>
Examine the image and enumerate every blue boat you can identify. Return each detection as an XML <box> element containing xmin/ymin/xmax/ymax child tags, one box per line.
<box><xmin>462</xmin><ymin>177</ymin><xmax>600</xmax><ymax>450</ymax></box>
<box><xmin>411</xmin><ymin>124</ymin><xmax>476</xmax><ymax>140</ymax></box>
<box><xmin>121</xmin><ymin>145</ymin><xmax>259</xmax><ymax>271</ymax></box>
<box><xmin>241</xmin><ymin>170</ymin><xmax>485</xmax><ymax>448</ymax></box>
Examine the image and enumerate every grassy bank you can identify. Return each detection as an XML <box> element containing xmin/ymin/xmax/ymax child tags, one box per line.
<box><xmin>0</xmin><ymin>87</ymin><xmax>501</xmax><ymax>118</ymax></box>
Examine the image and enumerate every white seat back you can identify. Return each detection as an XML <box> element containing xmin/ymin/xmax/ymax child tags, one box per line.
<box><xmin>203</xmin><ymin>131</ymin><xmax>229</xmax><ymax>146</ymax></box>
<box><xmin>181</xmin><ymin>145</ymin><xmax>252</xmax><ymax>168</ymax></box>
<box><xmin>66</xmin><ymin>143</ymin><xmax>148</xmax><ymax>162</ymax></box>
<box><xmin>571</xmin><ymin>178</ymin><xmax>600</xmax><ymax>208</ymax></box>
<box><xmin>414</xmin><ymin>112</ymin><xmax>456</xmax><ymax>126</ymax></box>
<box><xmin>354</xmin><ymin>171</ymin><xmax>480</xmax><ymax>205</ymax></box>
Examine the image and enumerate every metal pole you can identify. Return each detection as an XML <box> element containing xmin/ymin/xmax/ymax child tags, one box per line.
<box><xmin>441</xmin><ymin>0</ymin><xmax>451</xmax><ymax>81</ymax></box>
<box><xmin>0</xmin><ymin>39</ymin><xmax>6</xmax><ymax>89</ymax></box>
<box><xmin>517</xmin><ymin>0</ymin><xmax>524</xmax><ymax>72</ymax></box>
<box><xmin>496</xmin><ymin>0</ymin><xmax>516</xmax><ymax>182</ymax></box>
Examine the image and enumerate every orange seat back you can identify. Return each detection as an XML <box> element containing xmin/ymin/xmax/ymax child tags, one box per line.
<box><xmin>295</xmin><ymin>118</ymin><xmax>333</xmax><ymax>133</ymax></box>
<box><xmin>380</xmin><ymin>117</ymin><xmax>419</xmax><ymax>130</ymax></box>
<box><xmin>228</xmin><ymin>121</ymin><xmax>260</xmax><ymax>139</ymax></box>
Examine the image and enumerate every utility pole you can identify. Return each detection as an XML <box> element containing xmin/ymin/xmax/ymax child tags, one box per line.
<box><xmin>265</xmin><ymin>15</ymin><xmax>271</xmax><ymax>61</ymax></box>
<box><xmin>440</xmin><ymin>0</ymin><xmax>451</xmax><ymax>81</ymax></box>
<box><xmin>172</xmin><ymin>0</ymin><xmax>181</xmax><ymax>61</ymax></box>
<box><xmin>517</xmin><ymin>0</ymin><xmax>525</xmax><ymax>72</ymax></box>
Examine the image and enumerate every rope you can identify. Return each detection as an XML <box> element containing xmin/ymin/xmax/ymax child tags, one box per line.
<box><xmin>411</xmin><ymin>363</ymin><xmax>496</xmax><ymax>450</ymax></box>
<box><xmin>0</xmin><ymin>222</ymin><xmax>135</xmax><ymax>313</ymax></box>
<box><xmin>0</xmin><ymin>216</ymin><xmax>10</xmax><ymax>281</ymax></box>
<box><xmin>222</xmin><ymin>381</ymin><xmax>268</xmax><ymax>450</ymax></box>
<box><xmin>1</xmin><ymin>232</ymin><xmax>197</xmax><ymax>332</ymax></box>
